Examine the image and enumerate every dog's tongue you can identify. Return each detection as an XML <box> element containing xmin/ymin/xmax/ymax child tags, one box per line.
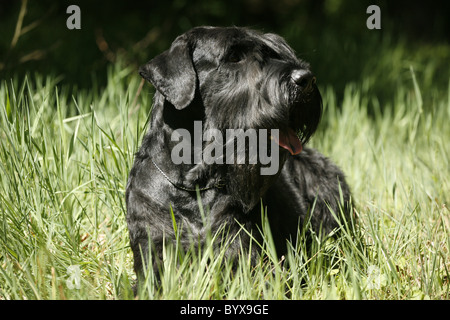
<box><xmin>274</xmin><ymin>128</ymin><xmax>303</xmax><ymax>155</ymax></box>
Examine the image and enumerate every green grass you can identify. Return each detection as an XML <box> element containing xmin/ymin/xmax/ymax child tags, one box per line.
<box><xmin>0</xmin><ymin>60</ymin><xmax>449</xmax><ymax>299</ymax></box>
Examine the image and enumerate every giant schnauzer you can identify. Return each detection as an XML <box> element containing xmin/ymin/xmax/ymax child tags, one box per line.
<box><xmin>126</xmin><ymin>26</ymin><xmax>352</xmax><ymax>284</ymax></box>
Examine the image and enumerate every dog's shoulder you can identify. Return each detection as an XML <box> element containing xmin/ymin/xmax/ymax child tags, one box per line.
<box><xmin>288</xmin><ymin>147</ymin><xmax>345</xmax><ymax>177</ymax></box>
<box><xmin>278</xmin><ymin>147</ymin><xmax>350</xmax><ymax>199</ymax></box>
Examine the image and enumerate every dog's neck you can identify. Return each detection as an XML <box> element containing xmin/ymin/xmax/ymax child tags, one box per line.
<box><xmin>144</xmin><ymin>95</ymin><xmax>222</xmax><ymax>192</ymax></box>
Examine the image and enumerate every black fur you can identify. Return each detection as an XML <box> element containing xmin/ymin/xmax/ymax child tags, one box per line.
<box><xmin>126</xmin><ymin>26</ymin><xmax>352</xmax><ymax>285</ymax></box>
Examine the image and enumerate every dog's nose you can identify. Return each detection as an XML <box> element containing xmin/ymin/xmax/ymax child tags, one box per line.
<box><xmin>291</xmin><ymin>69</ymin><xmax>316</xmax><ymax>92</ymax></box>
<box><xmin>139</xmin><ymin>64</ymin><xmax>150</xmax><ymax>79</ymax></box>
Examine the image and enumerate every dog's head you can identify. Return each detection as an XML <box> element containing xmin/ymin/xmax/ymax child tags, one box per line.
<box><xmin>139</xmin><ymin>26</ymin><xmax>322</xmax><ymax>157</ymax></box>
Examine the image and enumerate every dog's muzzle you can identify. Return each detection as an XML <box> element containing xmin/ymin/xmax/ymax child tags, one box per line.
<box><xmin>139</xmin><ymin>65</ymin><xmax>150</xmax><ymax>81</ymax></box>
<box><xmin>272</xmin><ymin>69</ymin><xmax>319</xmax><ymax>156</ymax></box>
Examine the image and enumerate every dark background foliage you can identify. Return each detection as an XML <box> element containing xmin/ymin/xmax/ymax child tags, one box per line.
<box><xmin>1</xmin><ymin>0</ymin><xmax>449</xmax><ymax>104</ymax></box>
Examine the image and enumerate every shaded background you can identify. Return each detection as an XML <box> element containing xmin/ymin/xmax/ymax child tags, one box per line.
<box><xmin>1</xmin><ymin>0</ymin><xmax>449</xmax><ymax>104</ymax></box>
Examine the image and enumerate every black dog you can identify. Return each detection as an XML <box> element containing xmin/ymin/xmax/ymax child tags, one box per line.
<box><xmin>126</xmin><ymin>26</ymin><xmax>352</xmax><ymax>284</ymax></box>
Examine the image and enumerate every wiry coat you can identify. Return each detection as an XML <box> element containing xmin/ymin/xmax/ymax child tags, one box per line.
<box><xmin>126</xmin><ymin>27</ymin><xmax>352</xmax><ymax>283</ymax></box>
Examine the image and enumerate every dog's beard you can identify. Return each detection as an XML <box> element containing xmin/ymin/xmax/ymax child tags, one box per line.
<box><xmin>256</xmin><ymin>70</ymin><xmax>323</xmax><ymax>155</ymax></box>
<box><xmin>288</xmin><ymin>82</ymin><xmax>322</xmax><ymax>146</ymax></box>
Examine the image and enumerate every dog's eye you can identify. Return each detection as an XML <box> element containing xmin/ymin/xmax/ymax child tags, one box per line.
<box><xmin>269</xmin><ymin>51</ymin><xmax>281</xmax><ymax>60</ymax></box>
<box><xmin>266</xmin><ymin>48</ymin><xmax>282</xmax><ymax>61</ymax></box>
<box><xmin>227</xmin><ymin>51</ymin><xmax>244</xmax><ymax>63</ymax></box>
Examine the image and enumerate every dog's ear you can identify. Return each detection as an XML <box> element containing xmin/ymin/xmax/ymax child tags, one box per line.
<box><xmin>139</xmin><ymin>34</ymin><xmax>196</xmax><ymax>110</ymax></box>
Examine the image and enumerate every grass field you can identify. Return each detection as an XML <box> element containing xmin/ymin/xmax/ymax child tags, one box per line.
<box><xmin>0</xmin><ymin>58</ymin><xmax>449</xmax><ymax>299</ymax></box>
